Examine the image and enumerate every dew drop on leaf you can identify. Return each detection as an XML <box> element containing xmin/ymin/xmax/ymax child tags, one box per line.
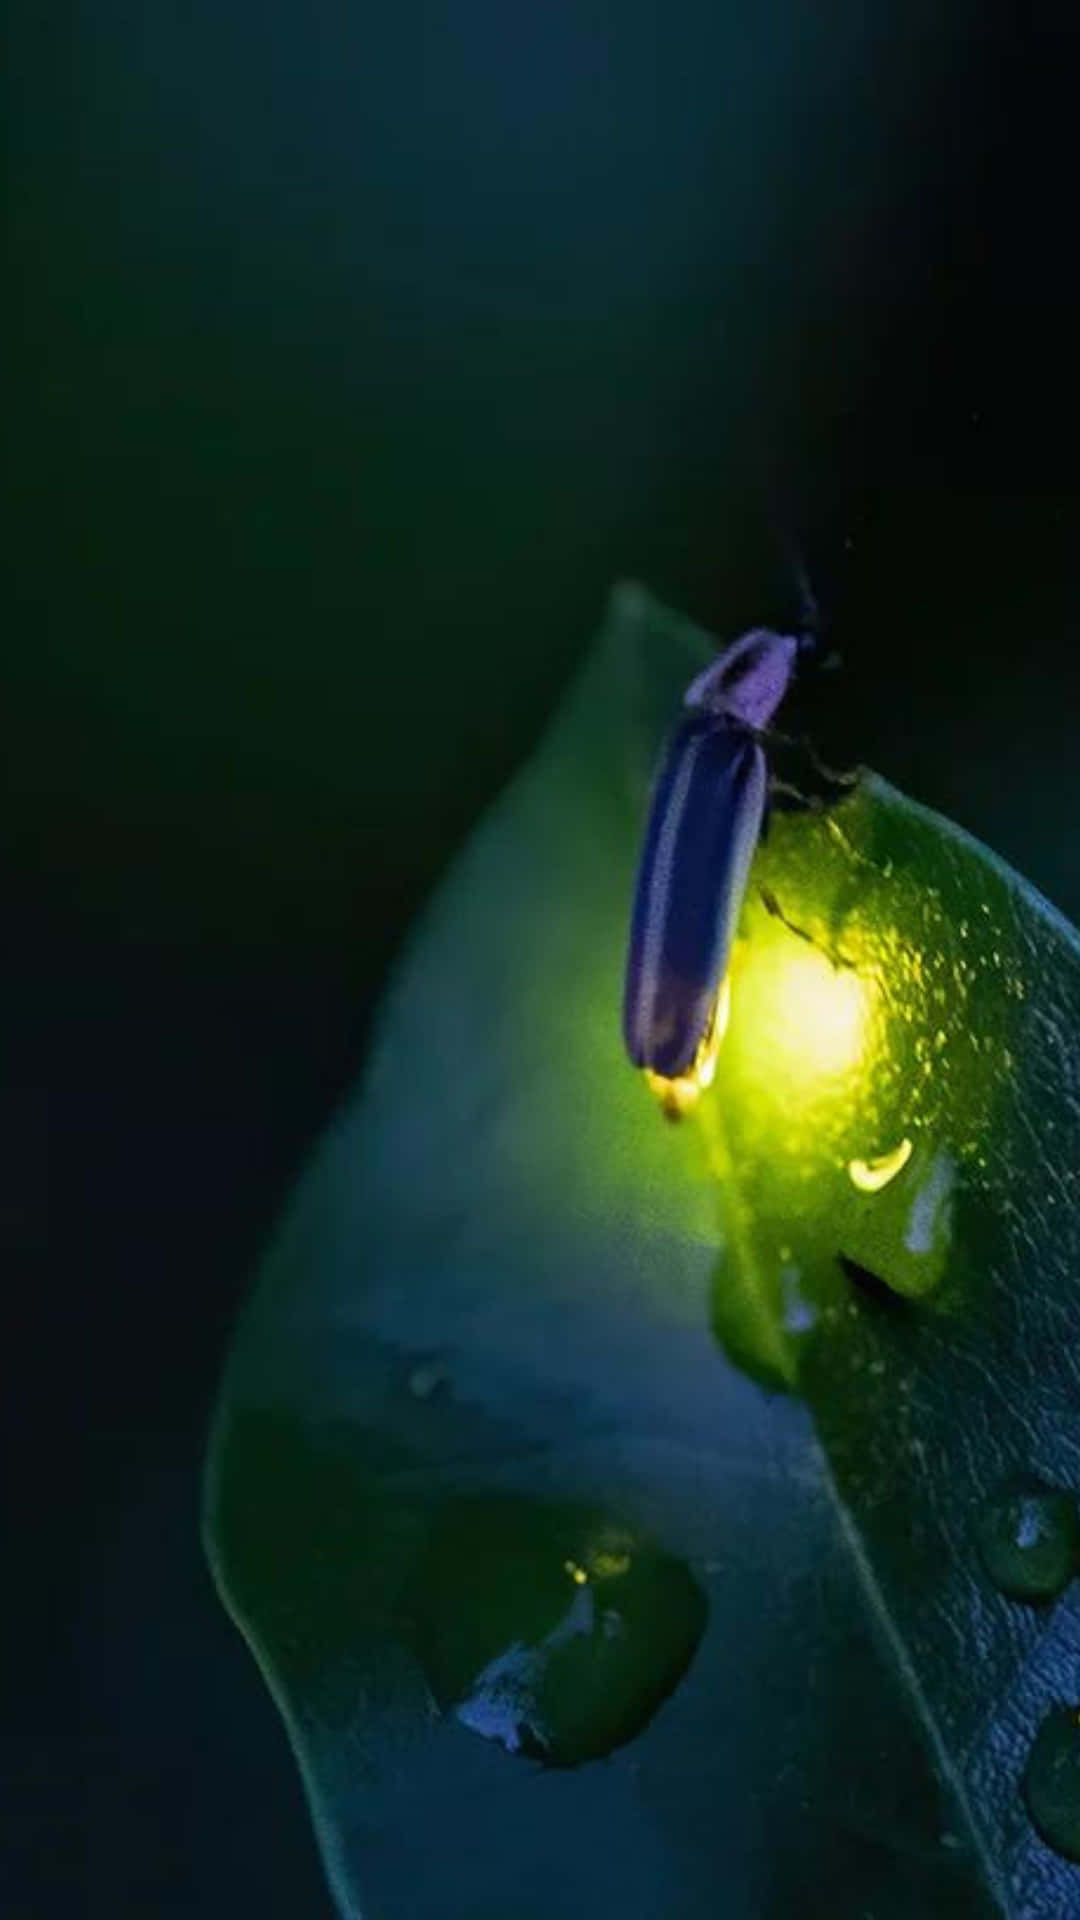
<box><xmin>780</xmin><ymin>1263</ymin><xmax>818</xmax><ymax>1332</ymax></box>
<box><xmin>405</xmin><ymin>1496</ymin><xmax>707</xmax><ymax>1766</ymax></box>
<box><xmin>1022</xmin><ymin>1706</ymin><xmax>1080</xmax><ymax>1861</ymax></box>
<box><xmin>974</xmin><ymin>1478</ymin><xmax>1080</xmax><ymax>1603</ymax></box>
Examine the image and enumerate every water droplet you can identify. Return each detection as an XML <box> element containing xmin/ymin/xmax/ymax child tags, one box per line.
<box><xmin>903</xmin><ymin>1151</ymin><xmax>954</xmax><ymax>1257</ymax></box>
<box><xmin>408</xmin><ymin>1359</ymin><xmax>451</xmax><ymax>1401</ymax></box>
<box><xmin>780</xmin><ymin>1264</ymin><xmax>817</xmax><ymax>1332</ymax></box>
<box><xmin>975</xmin><ymin>1478</ymin><xmax>1080</xmax><ymax>1603</ymax></box>
<box><xmin>1023</xmin><ymin>1705</ymin><xmax>1080</xmax><ymax>1861</ymax></box>
<box><xmin>408</xmin><ymin>1496</ymin><xmax>707</xmax><ymax>1765</ymax></box>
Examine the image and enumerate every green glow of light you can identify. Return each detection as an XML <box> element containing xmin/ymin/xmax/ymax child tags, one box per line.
<box><xmin>732</xmin><ymin>933</ymin><xmax>877</xmax><ymax>1094</ymax></box>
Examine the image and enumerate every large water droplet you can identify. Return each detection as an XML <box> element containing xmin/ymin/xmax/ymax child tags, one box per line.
<box><xmin>1023</xmin><ymin>1705</ymin><xmax>1080</xmax><ymax>1861</ymax></box>
<box><xmin>974</xmin><ymin>1478</ymin><xmax>1080</xmax><ymax>1603</ymax></box>
<box><xmin>406</xmin><ymin>1496</ymin><xmax>707</xmax><ymax>1766</ymax></box>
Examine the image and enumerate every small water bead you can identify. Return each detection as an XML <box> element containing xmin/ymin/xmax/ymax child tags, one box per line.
<box><xmin>974</xmin><ymin>1478</ymin><xmax>1080</xmax><ymax>1603</ymax></box>
<box><xmin>408</xmin><ymin>1359</ymin><xmax>451</xmax><ymax>1401</ymax></box>
<box><xmin>1023</xmin><ymin>1706</ymin><xmax>1080</xmax><ymax>1861</ymax></box>
<box><xmin>780</xmin><ymin>1265</ymin><xmax>818</xmax><ymax>1333</ymax></box>
<box><xmin>407</xmin><ymin>1495</ymin><xmax>707</xmax><ymax>1766</ymax></box>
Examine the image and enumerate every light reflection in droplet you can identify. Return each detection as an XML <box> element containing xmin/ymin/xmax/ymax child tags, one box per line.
<box><xmin>847</xmin><ymin>1137</ymin><xmax>913</xmax><ymax>1193</ymax></box>
<box><xmin>904</xmin><ymin>1151</ymin><xmax>955</xmax><ymax>1255</ymax></box>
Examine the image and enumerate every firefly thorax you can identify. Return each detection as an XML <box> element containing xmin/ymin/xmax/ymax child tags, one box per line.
<box><xmin>682</xmin><ymin>628</ymin><xmax>800</xmax><ymax>734</ymax></box>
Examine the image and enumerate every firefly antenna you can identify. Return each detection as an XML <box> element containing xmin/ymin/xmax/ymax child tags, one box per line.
<box><xmin>759</xmin><ymin>479</ymin><xmax>828</xmax><ymax>656</ymax></box>
<box><xmin>792</xmin><ymin>552</ymin><xmax>822</xmax><ymax>656</ymax></box>
<box><xmin>772</xmin><ymin>526</ymin><xmax>823</xmax><ymax>655</ymax></box>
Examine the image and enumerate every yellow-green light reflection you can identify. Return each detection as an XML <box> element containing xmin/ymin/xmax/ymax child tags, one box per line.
<box><xmin>563</xmin><ymin>1545</ymin><xmax>633</xmax><ymax>1585</ymax></box>
<box><xmin>848</xmin><ymin>1137</ymin><xmax>914</xmax><ymax>1193</ymax></box>
<box><xmin>589</xmin><ymin>1547</ymin><xmax>632</xmax><ymax>1580</ymax></box>
<box><xmin>728</xmin><ymin>925</ymin><xmax>879</xmax><ymax>1109</ymax></box>
<box><xmin>699</xmin><ymin>905</ymin><xmax>899</xmax><ymax>1386</ymax></box>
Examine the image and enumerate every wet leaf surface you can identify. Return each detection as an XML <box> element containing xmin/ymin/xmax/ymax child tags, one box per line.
<box><xmin>205</xmin><ymin>586</ymin><xmax>1080</xmax><ymax>1918</ymax></box>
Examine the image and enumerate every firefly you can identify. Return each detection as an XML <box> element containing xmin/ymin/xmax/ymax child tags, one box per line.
<box><xmin>622</xmin><ymin>626</ymin><xmax>809</xmax><ymax>1116</ymax></box>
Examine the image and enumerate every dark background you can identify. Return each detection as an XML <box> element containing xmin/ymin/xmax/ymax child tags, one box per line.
<box><xmin>4</xmin><ymin>3</ymin><xmax>1079</xmax><ymax>1913</ymax></box>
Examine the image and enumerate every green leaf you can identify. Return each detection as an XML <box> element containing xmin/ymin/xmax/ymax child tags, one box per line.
<box><xmin>204</xmin><ymin>585</ymin><xmax>1080</xmax><ymax>1919</ymax></box>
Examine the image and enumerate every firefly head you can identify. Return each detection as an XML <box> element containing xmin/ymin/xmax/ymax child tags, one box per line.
<box><xmin>683</xmin><ymin>627</ymin><xmax>800</xmax><ymax>732</ymax></box>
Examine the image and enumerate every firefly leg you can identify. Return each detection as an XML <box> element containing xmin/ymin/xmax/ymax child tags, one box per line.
<box><xmin>761</xmin><ymin>775</ymin><xmax>821</xmax><ymax>845</ymax></box>
<box><xmin>758</xmin><ymin>885</ymin><xmax>859</xmax><ymax>972</ymax></box>
<box><xmin>801</xmin><ymin>738</ymin><xmax>859</xmax><ymax>790</ymax></box>
<box><xmin>764</xmin><ymin>729</ymin><xmax>859</xmax><ymax>792</ymax></box>
<box><xmin>767</xmin><ymin>776</ymin><xmax>820</xmax><ymax>813</ymax></box>
<box><xmin>758</xmin><ymin>885</ymin><xmax>818</xmax><ymax>945</ymax></box>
